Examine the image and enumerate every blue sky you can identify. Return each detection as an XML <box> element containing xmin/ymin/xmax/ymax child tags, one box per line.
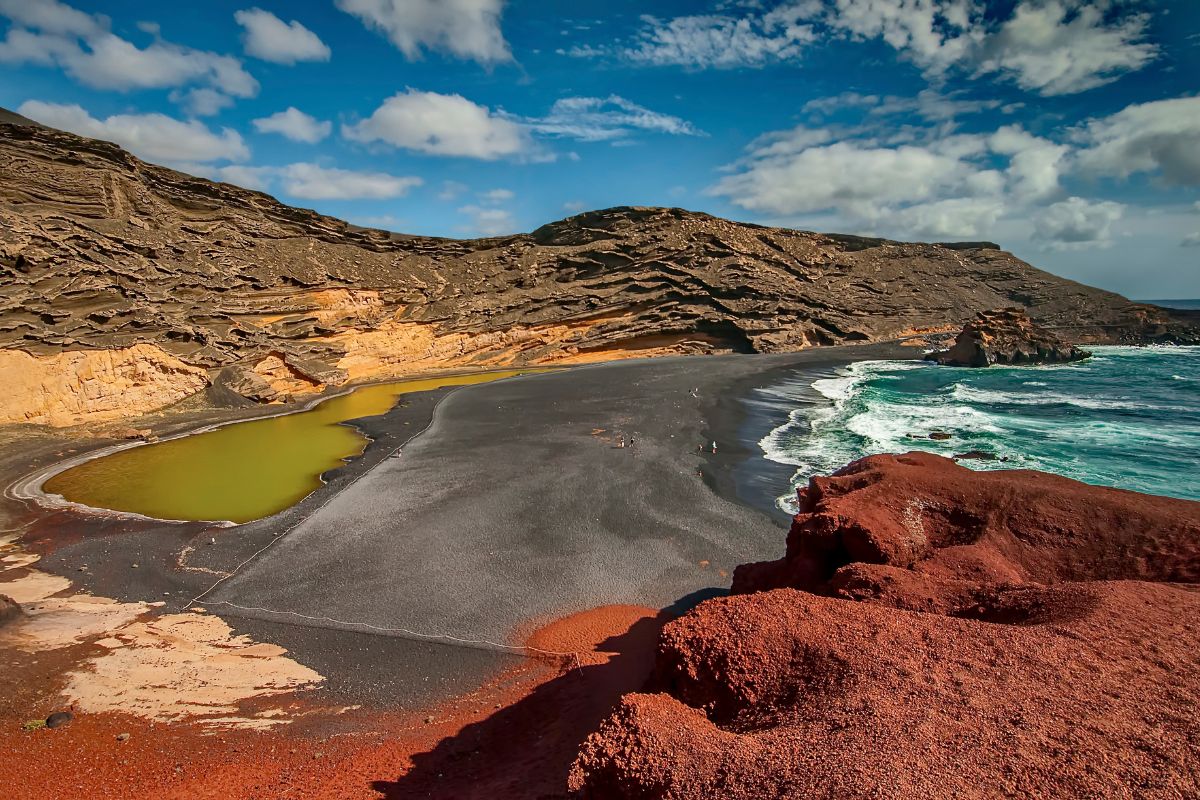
<box><xmin>1</xmin><ymin>0</ymin><xmax>1197</xmax><ymax>298</ymax></box>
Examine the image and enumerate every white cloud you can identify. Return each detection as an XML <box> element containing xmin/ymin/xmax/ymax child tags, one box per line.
<box><xmin>523</xmin><ymin>95</ymin><xmax>704</xmax><ymax>142</ymax></box>
<box><xmin>334</xmin><ymin>0</ymin><xmax>511</xmax><ymax>64</ymax></box>
<box><xmin>235</xmin><ymin>8</ymin><xmax>330</xmax><ymax>64</ymax></box>
<box><xmin>710</xmin><ymin>132</ymin><xmax>987</xmax><ymax>222</ymax></box>
<box><xmin>889</xmin><ymin>197</ymin><xmax>1006</xmax><ymax>239</ymax></box>
<box><xmin>200</xmin><ymin>163</ymin><xmax>421</xmax><ymax>200</ymax></box>
<box><xmin>479</xmin><ymin>188</ymin><xmax>514</xmax><ymax>202</ymax></box>
<box><xmin>0</xmin><ymin>0</ymin><xmax>258</xmax><ymax>99</ymax></box>
<box><xmin>253</xmin><ymin>107</ymin><xmax>332</xmax><ymax>143</ymax></box>
<box><xmin>975</xmin><ymin>0</ymin><xmax>1157</xmax><ymax>96</ymax></box>
<box><xmin>570</xmin><ymin>0</ymin><xmax>1156</xmax><ymax>96</ymax></box>
<box><xmin>573</xmin><ymin>3</ymin><xmax>820</xmax><ymax>68</ymax></box>
<box><xmin>563</xmin><ymin>200</ymin><xmax>586</xmax><ymax>212</ymax></box>
<box><xmin>174</xmin><ymin>87</ymin><xmax>235</xmax><ymax>117</ymax></box>
<box><xmin>1031</xmin><ymin>196</ymin><xmax>1124</xmax><ymax>250</ymax></box>
<box><xmin>826</xmin><ymin>0</ymin><xmax>982</xmax><ymax>76</ymax></box>
<box><xmin>1181</xmin><ymin>232</ymin><xmax>1200</xmax><ymax>248</ymax></box>
<box><xmin>990</xmin><ymin>125</ymin><xmax>1069</xmax><ymax>202</ymax></box>
<box><xmin>1074</xmin><ymin>96</ymin><xmax>1200</xmax><ymax>185</ymax></box>
<box><xmin>210</xmin><ymin>164</ymin><xmax>275</xmax><ymax>192</ymax></box>
<box><xmin>458</xmin><ymin>204</ymin><xmax>516</xmax><ymax>236</ymax></box>
<box><xmin>343</xmin><ymin>89</ymin><xmax>529</xmax><ymax>159</ymax></box>
<box><xmin>277</xmin><ymin>163</ymin><xmax>422</xmax><ymax>200</ymax></box>
<box><xmin>18</xmin><ymin>100</ymin><xmax>249</xmax><ymax>164</ymax></box>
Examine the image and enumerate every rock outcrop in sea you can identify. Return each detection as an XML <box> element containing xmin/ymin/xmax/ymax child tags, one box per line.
<box><xmin>2</xmin><ymin>114</ymin><xmax>1195</xmax><ymax>426</ymax></box>
<box><xmin>925</xmin><ymin>307</ymin><xmax>1091</xmax><ymax>367</ymax></box>
<box><xmin>570</xmin><ymin>453</ymin><xmax>1200</xmax><ymax>798</ymax></box>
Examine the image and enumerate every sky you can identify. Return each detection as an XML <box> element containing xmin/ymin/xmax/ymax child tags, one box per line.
<box><xmin>0</xmin><ymin>0</ymin><xmax>1197</xmax><ymax>298</ymax></box>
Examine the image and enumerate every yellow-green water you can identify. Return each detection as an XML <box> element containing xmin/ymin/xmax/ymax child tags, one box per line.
<box><xmin>43</xmin><ymin>370</ymin><xmax>534</xmax><ymax>524</ymax></box>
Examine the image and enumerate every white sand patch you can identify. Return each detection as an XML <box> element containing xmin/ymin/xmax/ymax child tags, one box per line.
<box><xmin>63</xmin><ymin>612</ymin><xmax>323</xmax><ymax>724</ymax></box>
<box><xmin>2</xmin><ymin>552</ymin><xmax>40</xmax><ymax>569</ymax></box>
<box><xmin>0</xmin><ymin>569</ymin><xmax>72</xmax><ymax>603</ymax></box>
<box><xmin>2</xmin><ymin>594</ymin><xmax>152</xmax><ymax>651</ymax></box>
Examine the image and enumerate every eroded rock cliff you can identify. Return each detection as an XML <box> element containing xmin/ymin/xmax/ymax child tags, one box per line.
<box><xmin>1</xmin><ymin>116</ymin><xmax>1191</xmax><ymax>425</ymax></box>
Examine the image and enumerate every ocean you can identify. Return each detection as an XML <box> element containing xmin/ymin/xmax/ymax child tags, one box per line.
<box><xmin>758</xmin><ymin>346</ymin><xmax>1200</xmax><ymax>514</ymax></box>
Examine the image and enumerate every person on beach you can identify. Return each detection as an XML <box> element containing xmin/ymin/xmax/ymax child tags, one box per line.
<box><xmin>629</xmin><ymin>437</ymin><xmax>636</xmax><ymax>448</ymax></box>
<box><xmin>711</xmin><ymin>441</ymin><xmax>717</xmax><ymax>454</ymax></box>
<box><xmin>618</xmin><ymin>435</ymin><xmax>626</xmax><ymax>448</ymax></box>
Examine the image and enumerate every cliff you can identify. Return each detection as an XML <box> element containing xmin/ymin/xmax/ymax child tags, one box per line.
<box><xmin>0</xmin><ymin>116</ymin><xmax>1189</xmax><ymax>425</ymax></box>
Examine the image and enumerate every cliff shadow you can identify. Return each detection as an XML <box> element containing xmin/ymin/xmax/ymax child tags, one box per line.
<box><xmin>370</xmin><ymin>611</ymin><xmax>670</xmax><ymax>800</ymax></box>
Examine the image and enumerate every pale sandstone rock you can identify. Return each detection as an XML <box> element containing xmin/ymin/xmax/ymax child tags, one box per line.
<box><xmin>0</xmin><ymin>344</ymin><xmax>208</xmax><ymax>427</ymax></box>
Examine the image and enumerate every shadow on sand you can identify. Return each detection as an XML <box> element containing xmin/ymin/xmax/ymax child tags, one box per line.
<box><xmin>371</xmin><ymin>590</ymin><xmax>726</xmax><ymax>799</ymax></box>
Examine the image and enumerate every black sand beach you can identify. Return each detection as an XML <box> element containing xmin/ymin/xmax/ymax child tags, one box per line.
<box><xmin>4</xmin><ymin>343</ymin><xmax>913</xmax><ymax>710</ymax></box>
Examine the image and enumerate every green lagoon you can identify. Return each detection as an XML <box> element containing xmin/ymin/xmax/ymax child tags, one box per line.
<box><xmin>43</xmin><ymin>370</ymin><xmax>534</xmax><ymax>524</ymax></box>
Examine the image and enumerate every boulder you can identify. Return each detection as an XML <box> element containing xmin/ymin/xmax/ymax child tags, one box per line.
<box><xmin>925</xmin><ymin>307</ymin><xmax>1090</xmax><ymax>367</ymax></box>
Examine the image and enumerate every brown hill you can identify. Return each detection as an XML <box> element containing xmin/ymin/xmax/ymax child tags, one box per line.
<box><xmin>0</xmin><ymin>116</ymin><xmax>1191</xmax><ymax>425</ymax></box>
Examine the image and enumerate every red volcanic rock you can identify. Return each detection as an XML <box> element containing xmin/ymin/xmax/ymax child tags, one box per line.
<box><xmin>570</xmin><ymin>454</ymin><xmax>1200</xmax><ymax>798</ymax></box>
<box><xmin>732</xmin><ymin>451</ymin><xmax>1200</xmax><ymax>594</ymax></box>
<box><xmin>571</xmin><ymin>582</ymin><xmax>1200</xmax><ymax>799</ymax></box>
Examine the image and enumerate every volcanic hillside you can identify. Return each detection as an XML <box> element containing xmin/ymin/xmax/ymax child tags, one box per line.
<box><xmin>0</xmin><ymin>115</ymin><xmax>1190</xmax><ymax>425</ymax></box>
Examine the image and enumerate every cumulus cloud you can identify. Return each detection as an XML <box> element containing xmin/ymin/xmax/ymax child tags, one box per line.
<box><xmin>1181</xmin><ymin>232</ymin><xmax>1200</xmax><ymax>248</ymax></box>
<box><xmin>18</xmin><ymin>100</ymin><xmax>249</xmax><ymax>164</ymax></box>
<box><xmin>173</xmin><ymin>87</ymin><xmax>236</xmax><ymax>117</ymax></box>
<box><xmin>334</xmin><ymin>0</ymin><xmax>511</xmax><ymax>64</ymax></box>
<box><xmin>1031</xmin><ymin>196</ymin><xmax>1124</xmax><ymax>250</ymax></box>
<box><xmin>0</xmin><ymin>0</ymin><xmax>258</xmax><ymax>98</ymax></box>
<box><xmin>710</xmin><ymin>132</ymin><xmax>988</xmax><ymax>223</ymax></box>
<box><xmin>523</xmin><ymin>95</ymin><xmax>704</xmax><ymax>142</ymax></box>
<box><xmin>975</xmin><ymin>0</ymin><xmax>1157</xmax><ymax>96</ymax></box>
<box><xmin>990</xmin><ymin>125</ymin><xmax>1069</xmax><ymax>202</ymax></box>
<box><xmin>825</xmin><ymin>0</ymin><xmax>982</xmax><ymax>76</ymax></box>
<box><xmin>343</xmin><ymin>89</ymin><xmax>529</xmax><ymax>159</ymax></box>
<box><xmin>1073</xmin><ymin>96</ymin><xmax>1200</xmax><ymax>185</ymax></box>
<box><xmin>458</xmin><ymin>204</ymin><xmax>517</xmax><ymax>236</ymax></box>
<box><xmin>277</xmin><ymin>163</ymin><xmax>422</xmax><ymax>200</ymax></box>
<box><xmin>571</xmin><ymin>0</ymin><xmax>1156</xmax><ymax>96</ymax></box>
<box><xmin>235</xmin><ymin>8</ymin><xmax>330</xmax><ymax>64</ymax></box>
<box><xmin>253</xmin><ymin>107</ymin><xmax>332</xmax><ymax>143</ymax></box>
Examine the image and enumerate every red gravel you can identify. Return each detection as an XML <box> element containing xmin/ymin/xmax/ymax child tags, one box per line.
<box><xmin>2</xmin><ymin>605</ymin><xmax>664</xmax><ymax>799</ymax></box>
<box><xmin>570</xmin><ymin>453</ymin><xmax>1200</xmax><ymax>798</ymax></box>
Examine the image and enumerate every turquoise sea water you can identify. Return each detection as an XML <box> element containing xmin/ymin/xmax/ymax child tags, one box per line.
<box><xmin>760</xmin><ymin>346</ymin><xmax>1200</xmax><ymax>513</ymax></box>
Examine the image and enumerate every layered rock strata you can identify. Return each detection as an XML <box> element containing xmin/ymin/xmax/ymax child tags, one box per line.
<box><xmin>1</xmin><ymin>116</ymin><xmax>1194</xmax><ymax>425</ymax></box>
<box><xmin>571</xmin><ymin>454</ymin><xmax>1200</xmax><ymax>798</ymax></box>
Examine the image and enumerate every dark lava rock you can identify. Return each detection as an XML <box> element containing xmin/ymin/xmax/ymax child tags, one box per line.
<box><xmin>929</xmin><ymin>431</ymin><xmax>952</xmax><ymax>440</ymax></box>
<box><xmin>45</xmin><ymin>711</ymin><xmax>73</xmax><ymax>729</ymax></box>
<box><xmin>954</xmin><ymin>450</ymin><xmax>997</xmax><ymax>461</ymax></box>
<box><xmin>926</xmin><ymin>307</ymin><xmax>1091</xmax><ymax>367</ymax></box>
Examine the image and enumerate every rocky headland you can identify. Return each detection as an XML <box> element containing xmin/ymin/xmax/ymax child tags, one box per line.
<box><xmin>2</xmin><ymin>113</ymin><xmax>1195</xmax><ymax>427</ymax></box>
<box><xmin>926</xmin><ymin>306</ymin><xmax>1092</xmax><ymax>367</ymax></box>
<box><xmin>570</xmin><ymin>453</ymin><xmax>1200</xmax><ymax>798</ymax></box>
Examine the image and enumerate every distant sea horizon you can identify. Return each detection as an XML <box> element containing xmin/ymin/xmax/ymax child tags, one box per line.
<box><xmin>1141</xmin><ymin>298</ymin><xmax>1200</xmax><ymax>309</ymax></box>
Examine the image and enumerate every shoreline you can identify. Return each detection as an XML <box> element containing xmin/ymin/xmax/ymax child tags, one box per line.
<box><xmin>5</xmin><ymin>366</ymin><xmax>559</xmax><ymax>527</ymax></box>
<box><xmin>0</xmin><ymin>344</ymin><xmax>917</xmax><ymax>797</ymax></box>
